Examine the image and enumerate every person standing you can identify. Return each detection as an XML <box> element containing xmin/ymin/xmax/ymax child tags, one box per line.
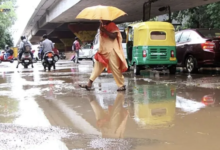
<box><xmin>72</xmin><ymin>37</ymin><xmax>81</xmax><ymax>64</ymax></box>
<box><xmin>79</xmin><ymin>20</ymin><xmax>128</xmax><ymax>91</ymax></box>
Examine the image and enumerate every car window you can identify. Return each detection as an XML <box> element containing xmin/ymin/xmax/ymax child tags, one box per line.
<box><xmin>82</xmin><ymin>44</ymin><xmax>91</xmax><ymax>49</ymax></box>
<box><xmin>188</xmin><ymin>31</ymin><xmax>201</xmax><ymax>41</ymax></box>
<box><xmin>197</xmin><ymin>29</ymin><xmax>220</xmax><ymax>38</ymax></box>
<box><xmin>150</xmin><ymin>31</ymin><xmax>166</xmax><ymax>40</ymax></box>
<box><xmin>175</xmin><ymin>32</ymin><xmax>182</xmax><ymax>43</ymax></box>
<box><xmin>179</xmin><ymin>31</ymin><xmax>191</xmax><ymax>43</ymax></box>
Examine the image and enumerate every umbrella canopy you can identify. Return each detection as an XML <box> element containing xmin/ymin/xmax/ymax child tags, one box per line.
<box><xmin>76</xmin><ymin>5</ymin><xmax>127</xmax><ymax>21</ymax></box>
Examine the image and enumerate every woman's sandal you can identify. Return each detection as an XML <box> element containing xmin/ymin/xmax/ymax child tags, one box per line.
<box><xmin>117</xmin><ymin>85</ymin><xmax>126</xmax><ymax>92</ymax></box>
<box><xmin>79</xmin><ymin>84</ymin><xmax>93</xmax><ymax>91</ymax></box>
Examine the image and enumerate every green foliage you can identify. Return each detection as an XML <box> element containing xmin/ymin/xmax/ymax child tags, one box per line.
<box><xmin>172</xmin><ymin>2</ymin><xmax>220</xmax><ymax>30</ymax></box>
<box><xmin>0</xmin><ymin>0</ymin><xmax>16</xmax><ymax>48</ymax></box>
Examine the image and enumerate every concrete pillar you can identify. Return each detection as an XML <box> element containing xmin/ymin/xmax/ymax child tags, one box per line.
<box><xmin>59</xmin><ymin>38</ymin><xmax>74</xmax><ymax>52</ymax></box>
<box><xmin>68</xmin><ymin>23</ymin><xmax>99</xmax><ymax>42</ymax></box>
<box><xmin>54</xmin><ymin>43</ymin><xmax>65</xmax><ymax>52</ymax></box>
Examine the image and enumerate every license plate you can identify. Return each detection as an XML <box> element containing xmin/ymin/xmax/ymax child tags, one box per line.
<box><xmin>170</xmin><ymin>57</ymin><xmax>176</xmax><ymax>61</ymax></box>
<box><xmin>48</xmin><ymin>58</ymin><xmax>52</xmax><ymax>61</ymax></box>
<box><xmin>24</xmin><ymin>60</ymin><xmax>29</xmax><ymax>62</ymax></box>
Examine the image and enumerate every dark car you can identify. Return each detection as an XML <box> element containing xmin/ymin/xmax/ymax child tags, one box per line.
<box><xmin>175</xmin><ymin>29</ymin><xmax>220</xmax><ymax>73</ymax></box>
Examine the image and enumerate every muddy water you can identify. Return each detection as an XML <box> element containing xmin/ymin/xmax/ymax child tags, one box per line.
<box><xmin>0</xmin><ymin>61</ymin><xmax>220</xmax><ymax>149</ymax></box>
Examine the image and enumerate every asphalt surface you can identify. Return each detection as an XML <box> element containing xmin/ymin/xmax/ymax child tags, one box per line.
<box><xmin>0</xmin><ymin>60</ymin><xmax>220</xmax><ymax>150</ymax></box>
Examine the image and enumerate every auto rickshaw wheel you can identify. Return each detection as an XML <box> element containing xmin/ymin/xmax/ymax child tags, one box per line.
<box><xmin>134</xmin><ymin>63</ymin><xmax>141</xmax><ymax>75</ymax></box>
<box><xmin>169</xmin><ymin>65</ymin><xmax>176</xmax><ymax>75</ymax></box>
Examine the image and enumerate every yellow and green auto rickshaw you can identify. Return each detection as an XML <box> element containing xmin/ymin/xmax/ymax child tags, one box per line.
<box><xmin>126</xmin><ymin>21</ymin><xmax>177</xmax><ymax>75</ymax></box>
<box><xmin>131</xmin><ymin>84</ymin><xmax>176</xmax><ymax>129</ymax></box>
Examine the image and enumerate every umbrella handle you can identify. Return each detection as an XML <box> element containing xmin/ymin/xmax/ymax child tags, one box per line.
<box><xmin>100</xmin><ymin>20</ymin><xmax>103</xmax><ymax>27</ymax></box>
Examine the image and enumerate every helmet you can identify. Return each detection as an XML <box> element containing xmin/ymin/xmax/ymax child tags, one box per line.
<box><xmin>20</xmin><ymin>36</ymin><xmax>26</xmax><ymax>40</ymax></box>
<box><xmin>43</xmin><ymin>34</ymin><xmax>48</xmax><ymax>39</ymax></box>
<box><xmin>75</xmin><ymin>37</ymin><xmax>78</xmax><ymax>40</ymax></box>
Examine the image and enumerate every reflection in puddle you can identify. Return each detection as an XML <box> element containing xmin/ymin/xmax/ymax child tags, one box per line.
<box><xmin>131</xmin><ymin>84</ymin><xmax>176</xmax><ymax>129</ymax></box>
<box><xmin>176</xmin><ymin>96</ymin><xmax>206</xmax><ymax>113</ymax></box>
<box><xmin>89</xmin><ymin>93</ymin><xmax>129</xmax><ymax>139</ymax></box>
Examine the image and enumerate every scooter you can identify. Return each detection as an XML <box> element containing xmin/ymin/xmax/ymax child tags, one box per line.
<box><xmin>42</xmin><ymin>52</ymin><xmax>56</xmax><ymax>71</ymax></box>
<box><xmin>19</xmin><ymin>51</ymin><xmax>33</xmax><ymax>68</ymax></box>
<box><xmin>0</xmin><ymin>51</ymin><xmax>14</xmax><ymax>63</ymax></box>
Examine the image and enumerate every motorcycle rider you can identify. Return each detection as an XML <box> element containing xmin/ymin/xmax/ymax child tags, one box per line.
<box><xmin>18</xmin><ymin>36</ymin><xmax>33</xmax><ymax>60</ymax></box>
<box><xmin>41</xmin><ymin>34</ymin><xmax>54</xmax><ymax>60</ymax></box>
<box><xmin>16</xmin><ymin>36</ymin><xmax>33</xmax><ymax>68</ymax></box>
<box><xmin>4</xmin><ymin>45</ymin><xmax>13</xmax><ymax>60</ymax></box>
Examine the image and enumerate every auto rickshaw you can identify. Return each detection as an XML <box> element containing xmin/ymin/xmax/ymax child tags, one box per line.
<box><xmin>131</xmin><ymin>84</ymin><xmax>176</xmax><ymax>129</ymax></box>
<box><xmin>126</xmin><ymin>21</ymin><xmax>177</xmax><ymax>75</ymax></box>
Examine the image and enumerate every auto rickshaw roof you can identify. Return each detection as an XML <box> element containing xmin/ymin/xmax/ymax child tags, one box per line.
<box><xmin>128</xmin><ymin>21</ymin><xmax>175</xmax><ymax>31</ymax></box>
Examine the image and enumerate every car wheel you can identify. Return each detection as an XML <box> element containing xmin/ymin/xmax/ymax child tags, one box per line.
<box><xmin>169</xmin><ymin>65</ymin><xmax>176</xmax><ymax>75</ymax></box>
<box><xmin>185</xmin><ymin>55</ymin><xmax>197</xmax><ymax>73</ymax></box>
<box><xmin>134</xmin><ymin>63</ymin><xmax>141</xmax><ymax>75</ymax></box>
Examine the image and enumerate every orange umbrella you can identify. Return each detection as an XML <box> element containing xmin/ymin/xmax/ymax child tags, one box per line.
<box><xmin>76</xmin><ymin>5</ymin><xmax>127</xmax><ymax>21</ymax></box>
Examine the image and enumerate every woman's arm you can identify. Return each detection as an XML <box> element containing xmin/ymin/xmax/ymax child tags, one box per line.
<box><xmin>100</xmin><ymin>26</ymin><xmax>117</xmax><ymax>40</ymax></box>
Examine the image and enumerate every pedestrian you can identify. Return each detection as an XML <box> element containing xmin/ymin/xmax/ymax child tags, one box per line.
<box><xmin>79</xmin><ymin>20</ymin><xmax>128</xmax><ymax>91</ymax></box>
<box><xmin>41</xmin><ymin>34</ymin><xmax>54</xmax><ymax>60</ymax></box>
<box><xmin>72</xmin><ymin>37</ymin><xmax>81</xmax><ymax>64</ymax></box>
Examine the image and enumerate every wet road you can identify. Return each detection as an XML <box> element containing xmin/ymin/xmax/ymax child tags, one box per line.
<box><xmin>1</xmin><ymin>60</ymin><xmax>220</xmax><ymax>150</ymax></box>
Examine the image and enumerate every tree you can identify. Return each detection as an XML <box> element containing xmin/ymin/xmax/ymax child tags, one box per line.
<box><xmin>0</xmin><ymin>30</ymin><xmax>13</xmax><ymax>48</ymax></box>
<box><xmin>172</xmin><ymin>2</ymin><xmax>220</xmax><ymax>30</ymax></box>
<box><xmin>0</xmin><ymin>0</ymin><xmax>16</xmax><ymax>48</ymax></box>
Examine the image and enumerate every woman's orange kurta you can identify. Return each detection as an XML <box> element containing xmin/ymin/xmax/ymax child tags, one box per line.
<box><xmin>94</xmin><ymin>22</ymin><xmax>128</xmax><ymax>73</ymax></box>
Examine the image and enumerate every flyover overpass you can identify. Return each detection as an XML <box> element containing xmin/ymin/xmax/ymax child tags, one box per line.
<box><xmin>19</xmin><ymin>0</ymin><xmax>220</xmax><ymax>51</ymax></box>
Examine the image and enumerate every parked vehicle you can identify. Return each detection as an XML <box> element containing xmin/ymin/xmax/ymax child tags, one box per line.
<box><xmin>33</xmin><ymin>49</ymin><xmax>41</xmax><ymax>61</ymax></box>
<box><xmin>175</xmin><ymin>29</ymin><xmax>220</xmax><ymax>73</ymax></box>
<box><xmin>79</xmin><ymin>43</ymin><xmax>93</xmax><ymax>60</ymax></box>
<box><xmin>0</xmin><ymin>51</ymin><xmax>14</xmax><ymax>63</ymax></box>
<box><xmin>92</xmin><ymin>27</ymin><xmax>128</xmax><ymax>70</ymax></box>
<box><xmin>126</xmin><ymin>21</ymin><xmax>177</xmax><ymax>75</ymax></box>
<box><xmin>59</xmin><ymin>52</ymin><xmax>66</xmax><ymax>60</ymax></box>
<box><xmin>42</xmin><ymin>52</ymin><xmax>56</xmax><ymax>71</ymax></box>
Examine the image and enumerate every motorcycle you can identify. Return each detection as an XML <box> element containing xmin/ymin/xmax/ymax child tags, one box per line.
<box><xmin>59</xmin><ymin>52</ymin><xmax>66</xmax><ymax>60</ymax></box>
<box><xmin>42</xmin><ymin>52</ymin><xmax>56</xmax><ymax>71</ymax></box>
<box><xmin>0</xmin><ymin>51</ymin><xmax>14</xmax><ymax>63</ymax></box>
<box><xmin>20</xmin><ymin>51</ymin><xmax>33</xmax><ymax>68</ymax></box>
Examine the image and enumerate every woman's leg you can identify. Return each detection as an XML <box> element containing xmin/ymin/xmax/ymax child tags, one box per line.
<box><xmin>88</xmin><ymin>61</ymin><xmax>105</xmax><ymax>87</ymax></box>
<box><xmin>108</xmin><ymin>50</ymin><xmax>125</xmax><ymax>89</ymax></box>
